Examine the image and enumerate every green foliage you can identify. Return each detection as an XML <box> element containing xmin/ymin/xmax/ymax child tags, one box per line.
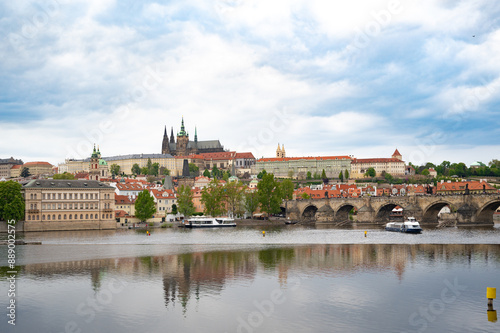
<box><xmin>0</xmin><ymin>181</ymin><xmax>24</xmax><ymax>222</ymax></box>
<box><xmin>189</xmin><ymin>163</ymin><xmax>199</xmax><ymax>176</ymax></box>
<box><xmin>257</xmin><ymin>169</ymin><xmax>267</xmax><ymax>179</ymax></box>
<box><xmin>384</xmin><ymin>172</ymin><xmax>394</xmax><ymax>182</ymax></box>
<box><xmin>171</xmin><ymin>204</ymin><xmax>178</xmax><ymax>215</ymax></box>
<box><xmin>301</xmin><ymin>192</ymin><xmax>310</xmax><ymax>199</ymax></box>
<box><xmin>421</xmin><ymin>169</ymin><xmax>430</xmax><ymax>176</ymax></box>
<box><xmin>306</xmin><ymin>171</ymin><xmax>312</xmax><ymax>180</ymax></box>
<box><xmin>162</xmin><ymin>168</ymin><xmax>170</xmax><ymax>176</ymax></box>
<box><xmin>134</xmin><ymin>190</ymin><xmax>156</xmax><ymax>222</ymax></box>
<box><xmin>257</xmin><ymin>173</ymin><xmax>282</xmax><ymax>218</ymax></box>
<box><xmin>339</xmin><ymin>171</ymin><xmax>344</xmax><ymax>182</ymax></box>
<box><xmin>222</xmin><ymin>170</ymin><xmax>231</xmax><ymax>181</ymax></box>
<box><xmin>344</xmin><ymin>169</ymin><xmax>349</xmax><ymax>180</ymax></box>
<box><xmin>201</xmin><ymin>178</ymin><xmax>225</xmax><ymax>217</ymax></box>
<box><xmin>20</xmin><ymin>167</ymin><xmax>31</xmax><ymax>178</ymax></box>
<box><xmin>280</xmin><ymin>179</ymin><xmax>294</xmax><ymax>201</ymax></box>
<box><xmin>177</xmin><ymin>185</ymin><xmax>195</xmax><ymax>217</ymax></box>
<box><xmin>131</xmin><ymin>163</ymin><xmax>141</xmax><ymax>175</ymax></box>
<box><xmin>140</xmin><ymin>167</ymin><xmax>149</xmax><ymax>175</ymax></box>
<box><xmin>288</xmin><ymin>170</ymin><xmax>294</xmax><ymax>178</ymax></box>
<box><xmin>147</xmin><ymin>158</ymin><xmax>152</xmax><ymax>173</ymax></box>
<box><xmin>211</xmin><ymin>165</ymin><xmax>220</xmax><ymax>178</ymax></box>
<box><xmin>151</xmin><ymin>163</ymin><xmax>160</xmax><ymax>176</ymax></box>
<box><xmin>321</xmin><ymin>169</ymin><xmax>327</xmax><ymax>179</ymax></box>
<box><xmin>110</xmin><ymin>164</ymin><xmax>120</xmax><ymax>176</ymax></box>
<box><xmin>243</xmin><ymin>191</ymin><xmax>259</xmax><ymax>218</ymax></box>
<box><xmin>53</xmin><ymin>172</ymin><xmax>75</xmax><ymax>180</ymax></box>
<box><xmin>203</xmin><ymin>169</ymin><xmax>211</xmax><ymax>178</ymax></box>
<box><xmin>365</xmin><ymin>167</ymin><xmax>376</xmax><ymax>178</ymax></box>
<box><xmin>224</xmin><ymin>181</ymin><xmax>244</xmax><ymax>217</ymax></box>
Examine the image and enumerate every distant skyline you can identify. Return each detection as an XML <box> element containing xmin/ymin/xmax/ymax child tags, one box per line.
<box><xmin>1</xmin><ymin>0</ymin><xmax>500</xmax><ymax>167</ymax></box>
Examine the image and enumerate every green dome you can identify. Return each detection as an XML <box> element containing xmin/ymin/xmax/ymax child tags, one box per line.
<box><xmin>98</xmin><ymin>159</ymin><xmax>107</xmax><ymax>166</ymax></box>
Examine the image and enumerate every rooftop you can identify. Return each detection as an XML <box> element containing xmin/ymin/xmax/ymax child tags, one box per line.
<box><xmin>24</xmin><ymin>179</ymin><xmax>114</xmax><ymax>189</ymax></box>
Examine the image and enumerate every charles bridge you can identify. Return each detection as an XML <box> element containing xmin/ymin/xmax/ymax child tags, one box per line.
<box><xmin>283</xmin><ymin>193</ymin><xmax>500</xmax><ymax>225</ymax></box>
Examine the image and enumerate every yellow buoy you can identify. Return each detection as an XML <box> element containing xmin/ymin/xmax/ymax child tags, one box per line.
<box><xmin>262</xmin><ymin>231</ymin><xmax>265</xmax><ymax>237</ymax></box>
<box><xmin>364</xmin><ymin>231</ymin><xmax>367</xmax><ymax>238</ymax></box>
<box><xmin>487</xmin><ymin>287</ymin><xmax>496</xmax><ymax>300</ymax></box>
<box><xmin>488</xmin><ymin>310</ymin><xmax>497</xmax><ymax>323</ymax></box>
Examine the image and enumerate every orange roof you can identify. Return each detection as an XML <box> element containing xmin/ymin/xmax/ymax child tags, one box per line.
<box><xmin>24</xmin><ymin>161</ymin><xmax>53</xmax><ymax>166</ymax></box>
<box><xmin>11</xmin><ymin>165</ymin><xmax>22</xmax><ymax>169</ymax></box>
<box><xmin>150</xmin><ymin>189</ymin><xmax>176</xmax><ymax>199</ymax></box>
<box><xmin>235</xmin><ymin>152</ymin><xmax>255</xmax><ymax>159</ymax></box>
<box><xmin>115</xmin><ymin>195</ymin><xmax>136</xmax><ymax>204</ymax></box>
<box><xmin>259</xmin><ymin>156</ymin><xmax>352</xmax><ymax>162</ymax></box>
<box><xmin>352</xmin><ymin>158</ymin><xmax>403</xmax><ymax>163</ymax></box>
<box><xmin>393</xmin><ymin>149</ymin><xmax>401</xmax><ymax>156</ymax></box>
<box><xmin>116</xmin><ymin>183</ymin><xmax>144</xmax><ymax>191</ymax></box>
<box><xmin>437</xmin><ymin>181</ymin><xmax>496</xmax><ymax>192</ymax></box>
<box><xmin>199</xmin><ymin>151</ymin><xmax>236</xmax><ymax>160</ymax></box>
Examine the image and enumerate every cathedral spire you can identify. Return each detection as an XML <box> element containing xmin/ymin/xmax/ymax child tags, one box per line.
<box><xmin>195</xmin><ymin>126</ymin><xmax>198</xmax><ymax>143</ymax></box>
<box><xmin>170</xmin><ymin>127</ymin><xmax>175</xmax><ymax>143</ymax></box>
<box><xmin>178</xmin><ymin>116</ymin><xmax>187</xmax><ymax>136</ymax></box>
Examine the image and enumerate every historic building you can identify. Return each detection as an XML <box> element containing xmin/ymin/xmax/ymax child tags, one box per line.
<box><xmin>276</xmin><ymin>144</ymin><xmax>286</xmax><ymax>158</ymax></box>
<box><xmin>0</xmin><ymin>157</ymin><xmax>23</xmax><ymax>178</ymax></box>
<box><xmin>23</xmin><ymin>179</ymin><xmax>115</xmax><ymax>231</ymax></box>
<box><xmin>350</xmin><ymin>149</ymin><xmax>406</xmax><ymax>179</ymax></box>
<box><xmin>161</xmin><ymin>117</ymin><xmax>225</xmax><ymax>156</ymax></box>
<box><xmin>89</xmin><ymin>145</ymin><xmax>108</xmax><ymax>181</ymax></box>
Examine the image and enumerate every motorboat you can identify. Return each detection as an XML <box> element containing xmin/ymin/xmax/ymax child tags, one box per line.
<box><xmin>385</xmin><ymin>217</ymin><xmax>422</xmax><ymax>234</ymax></box>
<box><xmin>184</xmin><ymin>217</ymin><xmax>236</xmax><ymax>228</ymax></box>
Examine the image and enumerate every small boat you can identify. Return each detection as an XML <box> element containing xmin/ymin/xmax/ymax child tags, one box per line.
<box><xmin>184</xmin><ymin>217</ymin><xmax>236</xmax><ymax>228</ymax></box>
<box><xmin>385</xmin><ymin>217</ymin><xmax>422</xmax><ymax>234</ymax></box>
<box><xmin>284</xmin><ymin>218</ymin><xmax>298</xmax><ymax>225</ymax></box>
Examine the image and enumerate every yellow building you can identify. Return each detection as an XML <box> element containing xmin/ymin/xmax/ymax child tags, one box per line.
<box><xmin>23</xmin><ymin>179</ymin><xmax>115</xmax><ymax>231</ymax></box>
<box><xmin>22</xmin><ymin>161</ymin><xmax>54</xmax><ymax>176</ymax></box>
<box><xmin>350</xmin><ymin>149</ymin><xmax>406</xmax><ymax>179</ymax></box>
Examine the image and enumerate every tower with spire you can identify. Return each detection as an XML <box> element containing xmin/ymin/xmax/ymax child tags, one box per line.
<box><xmin>276</xmin><ymin>143</ymin><xmax>286</xmax><ymax>158</ymax></box>
<box><xmin>176</xmin><ymin>117</ymin><xmax>190</xmax><ymax>156</ymax></box>
<box><xmin>161</xmin><ymin>126</ymin><xmax>170</xmax><ymax>154</ymax></box>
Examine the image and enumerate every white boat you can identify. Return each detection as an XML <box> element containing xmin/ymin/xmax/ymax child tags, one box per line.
<box><xmin>385</xmin><ymin>217</ymin><xmax>422</xmax><ymax>234</ymax></box>
<box><xmin>184</xmin><ymin>217</ymin><xmax>236</xmax><ymax>228</ymax></box>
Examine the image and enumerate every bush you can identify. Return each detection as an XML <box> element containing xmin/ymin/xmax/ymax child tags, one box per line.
<box><xmin>148</xmin><ymin>222</ymin><xmax>154</xmax><ymax>227</ymax></box>
<box><xmin>160</xmin><ymin>223</ymin><xmax>173</xmax><ymax>228</ymax></box>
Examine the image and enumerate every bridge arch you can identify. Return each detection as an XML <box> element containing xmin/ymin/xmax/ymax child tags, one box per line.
<box><xmin>476</xmin><ymin>199</ymin><xmax>500</xmax><ymax>224</ymax></box>
<box><xmin>422</xmin><ymin>201</ymin><xmax>452</xmax><ymax>224</ymax></box>
<box><xmin>334</xmin><ymin>204</ymin><xmax>358</xmax><ymax>223</ymax></box>
<box><xmin>301</xmin><ymin>204</ymin><xmax>318</xmax><ymax>221</ymax></box>
<box><xmin>375</xmin><ymin>203</ymin><xmax>400</xmax><ymax>223</ymax></box>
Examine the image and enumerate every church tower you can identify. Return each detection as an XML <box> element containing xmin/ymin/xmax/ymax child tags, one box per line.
<box><xmin>89</xmin><ymin>144</ymin><xmax>100</xmax><ymax>181</ymax></box>
<box><xmin>276</xmin><ymin>143</ymin><xmax>286</xmax><ymax>158</ymax></box>
<box><xmin>161</xmin><ymin>126</ymin><xmax>170</xmax><ymax>154</ymax></box>
<box><xmin>392</xmin><ymin>149</ymin><xmax>402</xmax><ymax>161</ymax></box>
<box><xmin>176</xmin><ymin>117</ymin><xmax>190</xmax><ymax>156</ymax></box>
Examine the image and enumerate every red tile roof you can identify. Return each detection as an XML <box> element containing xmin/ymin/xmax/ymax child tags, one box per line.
<box><xmin>392</xmin><ymin>149</ymin><xmax>401</xmax><ymax>156</ymax></box>
<box><xmin>116</xmin><ymin>183</ymin><xmax>144</xmax><ymax>191</ymax></box>
<box><xmin>150</xmin><ymin>189</ymin><xmax>176</xmax><ymax>199</ymax></box>
<box><xmin>199</xmin><ymin>151</ymin><xmax>236</xmax><ymax>160</ymax></box>
<box><xmin>115</xmin><ymin>195</ymin><xmax>136</xmax><ymax>204</ymax></box>
<box><xmin>24</xmin><ymin>161</ymin><xmax>53</xmax><ymax>166</ymax></box>
<box><xmin>352</xmin><ymin>158</ymin><xmax>403</xmax><ymax>163</ymax></box>
<box><xmin>11</xmin><ymin>165</ymin><xmax>22</xmax><ymax>169</ymax></box>
<box><xmin>235</xmin><ymin>152</ymin><xmax>255</xmax><ymax>159</ymax></box>
<box><xmin>259</xmin><ymin>156</ymin><xmax>352</xmax><ymax>162</ymax></box>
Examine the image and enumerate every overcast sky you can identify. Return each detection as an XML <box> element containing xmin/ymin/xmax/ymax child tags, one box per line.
<box><xmin>1</xmin><ymin>0</ymin><xmax>500</xmax><ymax>167</ymax></box>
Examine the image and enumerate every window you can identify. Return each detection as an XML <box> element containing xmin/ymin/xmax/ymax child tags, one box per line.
<box><xmin>58</xmin><ymin>214</ymin><xmax>61</xmax><ymax>220</ymax></box>
<box><xmin>69</xmin><ymin>203</ymin><xmax>72</xmax><ymax>209</ymax></box>
<box><xmin>64</xmin><ymin>193</ymin><xmax>67</xmax><ymax>200</ymax></box>
<box><xmin>58</xmin><ymin>193</ymin><xmax>61</xmax><ymax>200</ymax></box>
<box><xmin>90</xmin><ymin>214</ymin><xmax>93</xmax><ymax>219</ymax></box>
<box><xmin>80</xmin><ymin>214</ymin><xmax>83</xmax><ymax>219</ymax></box>
<box><xmin>69</xmin><ymin>193</ymin><xmax>72</xmax><ymax>200</ymax></box>
<box><xmin>64</xmin><ymin>204</ymin><xmax>67</xmax><ymax>209</ymax></box>
<box><xmin>64</xmin><ymin>214</ymin><xmax>66</xmax><ymax>219</ymax></box>
<box><xmin>86</xmin><ymin>193</ymin><xmax>89</xmax><ymax>200</ymax></box>
<box><xmin>28</xmin><ymin>215</ymin><xmax>31</xmax><ymax>220</ymax></box>
<box><xmin>86</xmin><ymin>214</ymin><xmax>88</xmax><ymax>219</ymax></box>
<box><xmin>52</xmin><ymin>214</ymin><xmax>55</xmax><ymax>220</ymax></box>
<box><xmin>47</xmin><ymin>215</ymin><xmax>50</xmax><ymax>220</ymax></box>
<box><xmin>69</xmin><ymin>214</ymin><xmax>72</xmax><ymax>220</ymax></box>
<box><xmin>36</xmin><ymin>215</ymin><xmax>39</xmax><ymax>220</ymax></box>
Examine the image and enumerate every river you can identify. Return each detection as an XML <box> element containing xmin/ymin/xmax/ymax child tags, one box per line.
<box><xmin>1</xmin><ymin>225</ymin><xmax>499</xmax><ymax>333</ymax></box>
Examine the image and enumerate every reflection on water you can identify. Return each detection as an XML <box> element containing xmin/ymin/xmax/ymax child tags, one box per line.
<box><xmin>1</xmin><ymin>244</ymin><xmax>499</xmax><ymax>332</ymax></box>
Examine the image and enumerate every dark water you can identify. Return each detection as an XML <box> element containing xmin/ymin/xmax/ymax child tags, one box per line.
<box><xmin>1</xmin><ymin>227</ymin><xmax>499</xmax><ymax>333</ymax></box>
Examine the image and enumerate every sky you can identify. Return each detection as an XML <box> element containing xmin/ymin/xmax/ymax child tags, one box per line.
<box><xmin>1</xmin><ymin>0</ymin><xmax>500</xmax><ymax>167</ymax></box>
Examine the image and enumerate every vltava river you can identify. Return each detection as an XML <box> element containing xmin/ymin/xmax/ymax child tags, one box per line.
<box><xmin>1</xmin><ymin>226</ymin><xmax>499</xmax><ymax>333</ymax></box>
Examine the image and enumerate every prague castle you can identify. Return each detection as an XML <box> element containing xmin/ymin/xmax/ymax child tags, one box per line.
<box><xmin>161</xmin><ymin>117</ymin><xmax>225</xmax><ymax>156</ymax></box>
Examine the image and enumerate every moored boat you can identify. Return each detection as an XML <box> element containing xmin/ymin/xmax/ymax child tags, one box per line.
<box><xmin>184</xmin><ymin>217</ymin><xmax>236</xmax><ymax>228</ymax></box>
<box><xmin>385</xmin><ymin>217</ymin><xmax>422</xmax><ymax>234</ymax></box>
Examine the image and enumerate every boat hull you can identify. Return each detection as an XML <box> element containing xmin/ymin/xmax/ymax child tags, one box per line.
<box><xmin>184</xmin><ymin>224</ymin><xmax>236</xmax><ymax>228</ymax></box>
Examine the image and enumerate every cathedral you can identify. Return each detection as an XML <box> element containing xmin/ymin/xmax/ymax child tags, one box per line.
<box><xmin>161</xmin><ymin>117</ymin><xmax>225</xmax><ymax>156</ymax></box>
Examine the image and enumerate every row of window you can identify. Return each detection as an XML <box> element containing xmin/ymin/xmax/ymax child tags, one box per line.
<box><xmin>26</xmin><ymin>213</ymin><xmax>112</xmax><ymax>221</ymax></box>
<box><xmin>40</xmin><ymin>203</ymin><xmax>112</xmax><ymax>210</ymax></box>
<box><xmin>35</xmin><ymin>193</ymin><xmax>113</xmax><ymax>200</ymax></box>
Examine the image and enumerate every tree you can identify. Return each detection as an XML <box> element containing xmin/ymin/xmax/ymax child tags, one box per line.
<box><xmin>151</xmin><ymin>162</ymin><xmax>160</xmax><ymax>176</ymax></box>
<box><xmin>0</xmin><ymin>181</ymin><xmax>24</xmax><ymax>222</ymax></box>
<box><xmin>301</xmin><ymin>192</ymin><xmax>310</xmax><ymax>199</ymax></box>
<box><xmin>321</xmin><ymin>169</ymin><xmax>327</xmax><ymax>179</ymax></box>
<box><xmin>188</xmin><ymin>163</ymin><xmax>199</xmax><ymax>177</ymax></box>
<box><xmin>365</xmin><ymin>167</ymin><xmax>376</xmax><ymax>178</ymax></box>
<box><xmin>177</xmin><ymin>185</ymin><xmax>195</xmax><ymax>217</ymax></box>
<box><xmin>288</xmin><ymin>170</ymin><xmax>295</xmax><ymax>178</ymax></box>
<box><xmin>280</xmin><ymin>179</ymin><xmax>294</xmax><ymax>201</ymax></box>
<box><xmin>147</xmin><ymin>158</ymin><xmax>153</xmax><ymax>174</ymax></box>
<box><xmin>421</xmin><ymin>169</ymin><xmax>430</xmax><ymax>176</ymax></box>
<box><xmin>243</xmin><ymin>191</ymin><xmax>259</xmax><ymax>219</ymax></box>
<box><xmin>53</xmin><ymin>172</ymin><xmax>75</xmax><ymax>180</ymax></box>
<box><xmin>257</xmin><ymin>170</ymin><xmax>267</xmax><ymax>179</ymax></box>
<box><xmin>171</xmin><ymin>204</ymin><xmax>178</xmax><ymax>215</ymax></box>
<box><xmin>20</xmin><ymin>167</ymin><xmax>31</xmax><ymax>178</ymax></box>
<box><xmin>384</xmin><ymin>172</ymin><xmax>394</xmax><ymax>182</ymax></box>
<box><xmin>223</xmin><ymin>170</ymin><xmax>231</xmax><ymax>181</ymax></box>
<box><xmin>339</xmin><ymin>171</ymin><xmax>344</xmax><ymax>183</ymax></box>
<box><xmin>110</xmin><ymin>164</ymin><xmax>120</xmax><ymax>176</ymax></box>
<box><xmin>131</xmin><ymin>163</ymin><xmax>141</xmax><ymax>175</ymax></box>
<box><xmin>313</xmin><ymin>172</ymin><xmax>320</xmax><ymax>179</ymax></box>
<box><xmin>201</xmin><ymin>179</ymin><xmax>225</xmax><ymax>217</ymax></box>
<box><xmin>203</xmin><ymin>169</ymin><xmax>211</xmax><ymax>178</ymax></box>
<box><xmin>140</xmin><ymin>167</ymin><xmax>149</xmax><ymax>175</ymax></box>
<box><xmin>162</xmin><ymin>168</ymin><xmax>170</xmax><ymax>176</ymax></box>
<box><xmin>257</xmin><ymin>173</ymin><xmax>282</xmax><ymax>218</ymax></box>
<box><xmin>211</xmin><ymin>165</ymin><xmax>220</xmax><ymax>178</ymax></box>
<box><xmin>344</xmin><ymin>169</ymin><xmax>349</xmax><ymax>180</ymax></box>
<box><xmin>134</xmin><ymin>190</ymin><xmax>156</xmax><ymax>222</ymax></box>
<box><xmin>306</xmin><ymin>171</ymin><xmax>312</xmax><ymax>180</ymax></box>
<box><xmin>224</xmin><ymin>181</ymin><xmax>244</xmax><ymax>217</ymax></box>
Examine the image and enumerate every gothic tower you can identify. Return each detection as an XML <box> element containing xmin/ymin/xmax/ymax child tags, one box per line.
<box><xmin>89</xmin><ymin>144</ymin><xmax>100</xmax><ymax>181</ymax></box>
<box><xmin>176</xmin><ymin>117</ymin><xmax>190</xmax><ymax>156</ymax></box>
<box><xmin>161</xmin><ymin>126</ymin><xmax>170</xmax><ymax>154</ymax></box>
<box><xmin>170</xmin><ymin>127</ymin><xmax>175</xmax><ymax>143</ymax></box>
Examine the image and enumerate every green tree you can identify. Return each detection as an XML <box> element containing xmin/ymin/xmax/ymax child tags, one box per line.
<box><xmin>365</xmin><ymin>167</ymin><xmax>376</xmax><ymax>178</ymax></box>
<box><xmin>224</xmin><ymin>181</ymin><xmax>244</xmax><ymax>217</ymax></box>
<box><xmin>171</xmin><ymin>204</ymin><xmax>178</xmax><ymax>215</ymax></box>
<box><xmin>110</xmin><ymin>164</ymin><xmax>120</xmax><ymax>176</ymax></box>
<box><xmin>301</xmin><ymin>192</ymin><xmax>310</xmax><ymax>199</ymax></box>
<box><xmin>257</xmin><ymin>170</ymin><xmax>267</xmax><ymax>179</ymax></box>
<box><xmin>243</xmin><ymin>191</ymin><xmax>259</xmax><ymax>219</ymax></box>
<box><xmin>0</xmin><ymin>181</ymin><xmax>24</xmax><ymax>222</ymax></box>
<box><xmin>203</xmin><ymin>169</ymin><xmax>211</xmax><ymax>178</ymax></box>
<box><xmin>257</xmin><ymin>173</ymin><xmax>282</xmax><ymax>218</ymax></box>
<box><xmin>177</xmin><ymin>185</ymin><xmax>195</xmax><ymax>217</ymax></box>
<box><xmin>306</xmin><ymin>171</ymin><xmax>312</xmax><ymax>180</ymax></box>
<box><xmin>344</xmin><ymin>169</ymin><xmax>349</xmax><ymax>180</ymax></box>
<box><xmin>321</xmin><ymin>169</ymin><xmax>327</xmax><ymax>179</ymax></box>
<box><xmin>134</xmin><ymin>190</ymin><xmax>157</xmax><ymax>222</ymax></box>
<box><xmin>201</xmin><ymin>179</ymin><xmax>225</xmax><ymax>217</ymax></box>
<box><xmin>189</xmin><ymin>163</ymin><xmax>199</xmax><ymax>177</ymax></box>
<box><xmin>280</xmin><ymin>179</ymin><xmax>294</xmax><ymax>201</ymax></box>
<box><xmin>20</xmin><ymin>167</ymin><xmax>31</xmax><ymax>178</ymax></box>
<box><xmin>211</xmin><ymin>165</ymin><xmax>220</xmax><ymax>178</ymax></box>
<box><xmin>151</xmin><ymin>163</ymin><xmax>160</xmax><ymax>176</ymax></box>
<box><xmin>53</xmin><ymin>172</ymin><xmax>75</xmax><ymax>180</ymax></box>
<box><xmin>421</xmin><ymin>169</ymin><xmax>430</xmax><ymax>176</ymax></box>
<box><xmin>288</xmin><ymin>170</ymin><xmax>295</xmax><ymax>178</ymax></box>
<box><xmin>131</xmin><ymin>163</ymin><xmax>141</xmax><ymax>175</ymax></box>
<box><xmin>384</xmin><ymin>172</ymin><xmax>394</xmax><ymax>182</ymax></box>
<box><xmin>147</xmin><ymin>158</ymin><xmax>153</xmax><ymax>175</ymax></box>
<box><xmin>140</xmin><ymin>167</ymin><xmax>149</xmax><ymax>175</ymax></box>
<box><xmin>339</xmin><ymin>171</ymin><xmax>344</xmax><ymax>182</ymax></box>
<box><xmin>162</xmin><ymin>168</ymin><xmax>170</xmax><ymax>176</ymax></box>
<box><xmin>223</xmin><ymin>170</ymin><xmax>231</xmax><ymax>181</ymax></box>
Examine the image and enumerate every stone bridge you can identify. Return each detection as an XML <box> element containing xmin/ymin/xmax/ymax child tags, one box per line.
<box><xmin>283</xmin><ymin>194</ymin><xmax>500</xmax><ymax>225</ymax></box>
